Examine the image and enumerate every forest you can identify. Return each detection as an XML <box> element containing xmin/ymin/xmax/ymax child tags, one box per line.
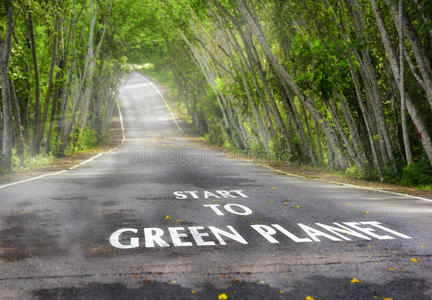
<box><xmin>1</xmin><ymin>0</ymin><xmax>432</xmax><ymax>187</ymax></box>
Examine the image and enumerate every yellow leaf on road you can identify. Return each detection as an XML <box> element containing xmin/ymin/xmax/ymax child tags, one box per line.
<box><xmin>165</xmin><ymin>215</ymin><xmax>172</xmax><ymax>220</ymax></box>
<box><xmin>411</xmin><ymin>258</ymin><xmax>419</xmax><ymax>262</ymax></box>
<box><xmin>305</xmin><ymin>297</ymin><xmax>314</xmax><ymax>300</ymax></box>
<box><xmin>351</xmin><ymin>278</ymin><xmax>360</xmax><ymax>283</ymax></box>
<box><xmin>218</xmin><ymin>293</ymin><xmax>228</xmax><ymax>300</ymax></box>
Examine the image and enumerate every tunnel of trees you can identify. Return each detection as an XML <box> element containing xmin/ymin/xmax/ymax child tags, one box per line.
<box><xmin>1</xmin><ymin>0</ymin><xmax>431</xmax><ymax>186</ymax></box>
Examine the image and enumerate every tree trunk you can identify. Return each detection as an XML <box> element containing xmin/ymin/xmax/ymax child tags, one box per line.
<box><xmin>385</xmin><ymin>0</ymin><xmax>432</xmax><ymax>109</ymax></box>
<box><xmin>398</xmin><ymin>0</ymin><xmax>412</xmax><ymax>164</ymax></box>
<box><xmin>9</xmin><ymin>78</ymin><xmax>25</xmax><ymax>163</ymax></box>
<box><xmin>60</xmin><ymin>2</ymin><xmax>97</xmax><ymax>154</ymax></box>
<box><xmin>0</xmin><ymin>1</ymin><xmax>14</xmax><ymax>170</ymax></box>
<box><xmin>236</xmin><ymin>0</ymin><xmax>346</xmax><ymax>168</ymax></box>
<box><xmin>39</xmin><ymin>14</ymin><xmax>59</xmax><ymax>151</ymax></box>
<box><xmin>25</xmin><ymin>9</ymin><xmax>42</xmax><ymax>156</ymax></box>
<box><xmin>347</xmin><ymin>50</ymin><xmax>384</xmax><ymax>181</ymax></box>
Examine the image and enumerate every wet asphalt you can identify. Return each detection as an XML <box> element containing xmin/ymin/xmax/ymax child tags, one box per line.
<box><xmin>0</xmin><ymin>72</ymin><xmax>431</xmax><ymax>299</ymax></box>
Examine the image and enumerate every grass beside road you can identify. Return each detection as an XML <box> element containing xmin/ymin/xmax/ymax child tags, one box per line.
<box><xmin>0</xmin><ymin>105</ymin><xmax>124</xmax><ymax>184</ymax></box>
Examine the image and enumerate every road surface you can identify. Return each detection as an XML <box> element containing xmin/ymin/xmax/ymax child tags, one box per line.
<box><xmin>0</xmin><ymin>72</ymin><xmax>431</xmax><ymax>299</ymax></box>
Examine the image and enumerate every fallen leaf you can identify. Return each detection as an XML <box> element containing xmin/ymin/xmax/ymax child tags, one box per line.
<box><xmin>234</xmin><ymin>278</ymin><xmax>239</xmax><ymax>283</ymax></box>
<box><xmin>218</xmin><ymin>293</ymin><xmax>228</xmax><ymax>300</ymax></box>
<box><xmin>272</xmin><ymin>186</ymin><xmax>277</xmax><ymax>189</ymax></box>
<box><xmin>387</xmin><ymin>268</ymin><xmax>394</xmax><ymax>271</ymax></box>
<box><xmin>367</xmin><ymin>245</ymin><xmax>372</xmax><ymax>248</ymax></box>
<box><xmin>365</xmin><ymin>211</ymin><xmax>369</xmax><ymax>214</ymax></box>
<box><xmin>383</xmin><ymin>298</ymin><xmax>393</xmax><ymax>300</ymax></box>
<box><xmin>165</xmin><ymin>215</ymin><xmax>172</xmax><ymax>220</ymax></box>
<box><xmin>411</xmin><ymin>258</ymin><xmax>419</xmax><ymax>262</ymax></box>
<box><xmin>221</xmin><ymin>274</ymin><xmax>226</xmax><ymax>278</ymax></box>
<box><xmin>305</xmin><ymin>297</ymin><xmax>314</xmax><ymax>300</ymax></box>
<box><xmin>284</xmin><ymin>202</ymin><xmax>288</xmax><ymax>204</ymax></box>
<box><xmin>420</xmin><ymin>245</ymin><xmax>424</xmax><ymax>248</ymax></box>
<box><xmin>145</xmin><ymin>278</ymin><xmax>151</xmax><ymax>282</ymax></box>
<box><xmin>280</xmin><ymin>290</ymin><xmax>284</xmax><ymax>294</ymax></box>
<box><xmin>191</xmin><ymin>290</ymin><xmax>196</xmax><ymax>294</ymax></box>
<box><xmin>296</xmin><ymin>205</ymin><xmax>300</xmax><ymax>208</ymax></box>
<box><xmin>351</xmin><ymin>278</ymin><xmax>360</xmax><ymax>283</ymax></box>
<box><xmin>176</xmin><ymin>220</ymin><xmax>184</xmax><ymax>222</ymax></box>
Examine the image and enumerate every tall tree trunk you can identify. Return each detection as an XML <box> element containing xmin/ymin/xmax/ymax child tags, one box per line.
<box><xmin>398</xmin><ymin>0</ymin><xmax>412</xmax><ymax>164</ymax></box>
<box><xmin>235</xmin><ymin>0</ymin><xmax>342</xmax><ymax>167</ymax></box>
<box><xmin>347</xmin><ymin>50</ymin><xmax>384</xmax><ymax>181</ymax></box>
<box><xmin>25</xmin><ymin>9</ymin><xmax>42</xmax><ymax>156</ymax></box>
<box><xmin>371</xmin><ymin>0</ymin><xmax>432</xmax><ymax>165</ymax></box>
<box><xmin>347</xmin><ymin>0</ymin><xmax>395</xmax><ymax>167</ymax></box>
<box><xmin>385</xmin><ymin>0</ymin><xmax>432</xmax><ymax>109</ymax></box>
<box><xmin>39</xmin><ymin>14</ymin><xmax>59</xmax><ymax>151</ymax></box>
<box><xmin>337</xmin><ymin>92</ymin><xmax>368</xmax><ymax>166</ymax></box>
<box><xmin>9</xmin><ymin>78</ymin><xmax>25</xmax><ymax>163</ymax></box>
<box><xmin>60</xmin><ymin>1</ymin><xmax>97</xmax><ymax>154</ymax></box>
<box><xmin>0</xmin><ymin>0</ymin><xmax>14</xmax><ymax>170</ymax></box>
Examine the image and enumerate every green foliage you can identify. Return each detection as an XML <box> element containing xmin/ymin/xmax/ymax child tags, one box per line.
<box><xmin>401</xmin><ymin>160</ymin><xmax>432</xmax><ymax>187</ymax></box>
<box><xmin>77</xmin><ymin>127</ymin><xmax>99</xmax><ymax>150</ymax></box>
<box><xmin>50</xmin><ymin>139</ymin><xmax>65</xmax><ymax>158</ymax></box>
<box><xmin>2</xmin><ymin>0</ymin><xmax>431</xmax><ymax>193</ymax></box>
<box><xmin>11</xmin><ymin>149</ymin><xmax>57</xmax><ymax>172</ymax></box>
<box><xmin>0</xmin><ymin>154</ymin><xmax>7</xmax><ymax>175</ymax></box>
<box><xmin>345</xmin><ymin>165</ymin><xmax>367</xmax><ymax>180</ymax></box>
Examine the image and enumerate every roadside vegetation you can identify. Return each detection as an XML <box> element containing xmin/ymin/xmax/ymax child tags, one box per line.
<box><xmin>0</xmin><ymin>0</ymin><xmax>126</xmax><ymax>174</ymax></box>
<box><xmin>1</xmin><ymin>0</ymin><xmax>432</xmax><ymax>189</ymax></box>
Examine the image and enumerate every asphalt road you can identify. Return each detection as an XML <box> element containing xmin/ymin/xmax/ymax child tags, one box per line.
<box><xmin>0</xmin><ymin>72</ymin><xmax>431</xmax><ymax>299</ymax></box>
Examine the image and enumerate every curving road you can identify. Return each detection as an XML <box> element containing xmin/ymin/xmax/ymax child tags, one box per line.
<box><xmin>0</xmin><ymin>72</ymin><xmax>431</xmax><ymax>299</ymax></box>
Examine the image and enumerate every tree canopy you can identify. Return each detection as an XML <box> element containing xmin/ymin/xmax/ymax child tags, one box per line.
<box><xmin>1</xmin><ymin>0</ymin><xmax>431</xmax><ymax>185</ymax></box>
